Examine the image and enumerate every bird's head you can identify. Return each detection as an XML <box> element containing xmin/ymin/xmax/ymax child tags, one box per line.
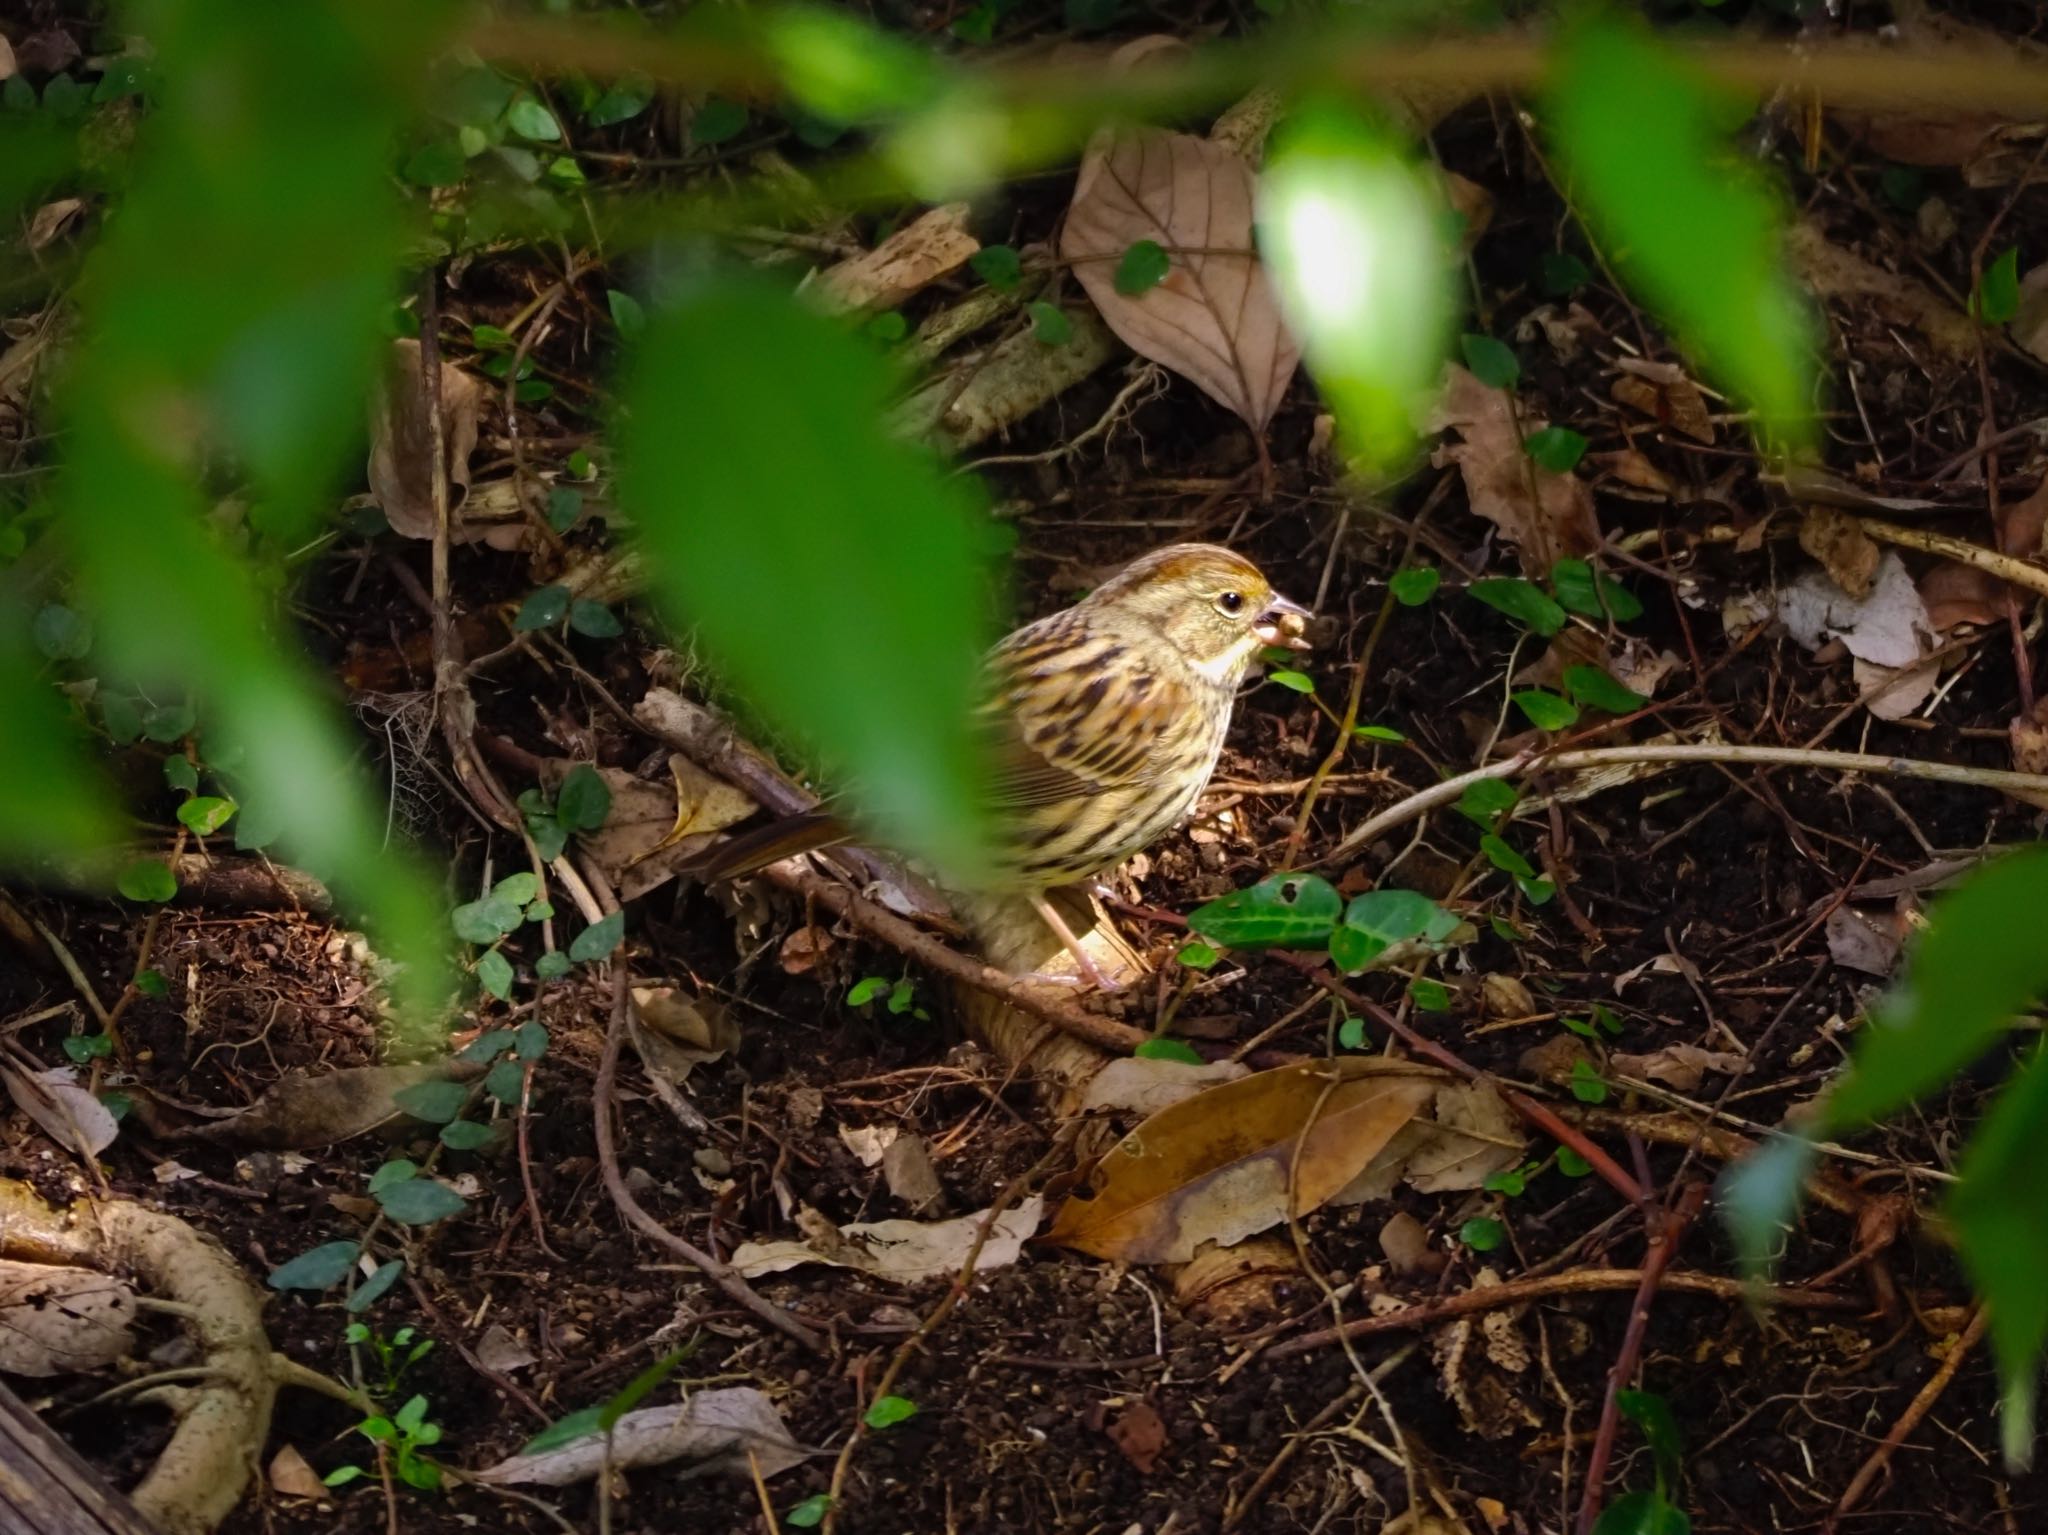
<box><xmin>1085</xmin><ymin>543</ymin><xmax>1311</xmax><ymax>684</ymax></box>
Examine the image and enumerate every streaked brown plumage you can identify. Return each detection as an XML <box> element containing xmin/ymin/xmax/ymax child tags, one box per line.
<box><xmin>695</xmin><ymin>543</ymin><xmax>1310</xmax><ymax>986</ymax></box>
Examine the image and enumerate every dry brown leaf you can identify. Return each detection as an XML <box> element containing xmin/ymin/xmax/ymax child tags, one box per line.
<box><xmin>268</xmin><ymin>1445</ymin><xmax>326</xmax><ymax>1501</ymax></box>
<box><xmin>1429</xmin><ymin>365</ymin><xmax>1600</xmax><ymax>574</ymax></box>
<box><xmin>1918</xmin><ymin>562</ymin><xmax>2007</xmax><ymax>632</ymax></box>
<box><xmin>1610</xmin><ymin>1044</ymin><xmax>1747</xmax><ymax>1092</ymax></box>
<box><xmin>729</xmin><ymin>1197</ymin><xmax>1042</xmax><ymax>1283</ymax></box>
<box><xmin>1043</xmin><ymin>1059</ymin><xmax>1439</xmax><ymax>1265</ymax></box>
<box><xmin>476</xmin><ymin>1388</ymin><xmax>805</xmax><ymax>1486</ymax></box>
<box><xmin>176</xmin><ymin>1062</ymin><xmax>465</xmax><ymax>1149</ymax></box>
<box><xmin>368</xmin><ymin>339</ymin><xmax>482</xmax><ymax>540</ymax></box>
<box><xmin>475</xmin><ymin>1324</ymin><xmax>538</xmax><ymax>1375</ymax></box>
<box><xmin>544</xmin><ymin>756</ymin><xmax>755</xmax><ymax>902</ymax></box>
<box><xmin>1398</xmin><ymin>1083</ymin><xmax>1525</xmax><ymax>1193</ymax></box>
<box><xmin>1798</xmin><ymin>506</ymin><xmax>1880</xmax><ymax>600</ymax></box>
<box><xmin>1377</xmin><ymin>1211</ymin><xmax>1439</xmax><ymax>1276</ymax></box>
<box><xmin>2</xmin><ymin>1066</ymin><xmax>118</xmax><ymax>1158</ymax></box>
<box><xmin>1610</xmin><ymin>358</ymin><xmax>1714</xmax><ymax>444</ymax></box>
<box><xmin>1588</xmin><ymin>447</ymin><xmax>1674</xmax><ymax>497</ymax></box>
<box><xmin>1106</xmin><ymin>1400</ymin><xmax>1168</xmax><ymax>1475</ymax></box>
<box><xmin>0</xmin><ymin>1259</ymin><xmax>136</xmax><ymax>1375</ymax></box>
<box><xmin>1080</xmin><ymin>1056</ymin><xmax>1251</xmax><ymax>1116</ymax></box>
<box><xmin>811</xmin><ymin>203</ymin><xmax>979</xmax><ymax>316</ymax></box>
<box><xmin>1826</xmin><ymin>906</ymin><xmax>1903</xmax><ymax>978</ymax></box>
<box><xmin>1061</xmin><ymin>127</ymin><xmax>1298</xmax><ymax>432</ymax></box>
<box><xmin>882</xmin><ymin>1134</ymin><xmax>942</xmax><ymax>1213</ymax></box>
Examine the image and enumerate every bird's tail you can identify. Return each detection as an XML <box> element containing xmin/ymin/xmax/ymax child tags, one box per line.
<box><xmin>685</xmin><ymin>810</ymin><xmax>852</xmax><ymax>883</ymax></box>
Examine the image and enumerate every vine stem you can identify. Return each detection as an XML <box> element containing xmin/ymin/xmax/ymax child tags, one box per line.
<box><xmin>1320</xmin><ymin>741</ymin><xmax>2048</xmax><ymax>867</ymax></box>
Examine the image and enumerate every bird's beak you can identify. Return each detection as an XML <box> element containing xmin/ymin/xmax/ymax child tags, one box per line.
<box><xmin>1254</xmin><ymin>593</ymin><xmax>1313</xmax><ymax>651</ymax></box>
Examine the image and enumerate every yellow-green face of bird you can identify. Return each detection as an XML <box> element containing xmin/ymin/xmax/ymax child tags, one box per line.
<box><xmin>1088</xmin><ymin>544</ymin><xmax>1311</xmax><ymax>682</ymax></box>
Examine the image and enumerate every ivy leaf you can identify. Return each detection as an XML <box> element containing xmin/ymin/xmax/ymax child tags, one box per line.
<box><xmin>1468</xmin><ymin>578</ymin><xmax>1566</xmax><ymax>635</ymax></box>
<box><xmin>555</xmin><ymin>764</ymin><xmax>611</xmax><ymax>833</ymax></box>
<box><xmin>1459</xmin><ymin>334</ymin><xmax>1519</xmax><ymax>390</ymax></box>
<box><xmin>268</xmin><ymin>1240</ymin><xmax>360</xmax><ymax>1291</ymax></box>
<box><xmin>1388</xmin><ymin>566</ymin><xmax>1439</xmax><ymax>606</ymax></box>
<box><xmin>568</xmin><ymin>911</ymin><xmax>624</xmax><ymax>963</ymax></box>
<box><xmin>1188</xmin><ymin>873</ymin><xmax>1342</xmax><ymax>950</ymax></box>
<box><xmin>1563</xmin><ymin>665</ymin><xmax>1647</xmax><ymax>714</ymax></box>
<box><xmin>969</xmin><ymin>244</ymin><xmax>1021</xmax><ymax>292</ymax></box>
<box><xmin>1512</xmin><ymin>690</ymin><xmax>1580</xmax><ymax>732</ymax></box>
<box><xmin>1524</xmin><ymin>425</ymin><xmax>1589</xmax><ymax>473</ymax></box>
<box><xmin>514</xmin><ymin>585</ymin><xmax>570</xmax><ymax>631</ymax></box>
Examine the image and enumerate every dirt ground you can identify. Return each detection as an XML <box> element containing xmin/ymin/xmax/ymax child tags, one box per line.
<box><xmin>11</xmin><ymin>2</ymin><xmax>2048</xmax><ymax>1532</ymax></box>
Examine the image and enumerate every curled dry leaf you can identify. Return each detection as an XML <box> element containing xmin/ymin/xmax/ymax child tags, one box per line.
<box><xmin>0</xmin><ymin>1259</ymin><xmax>137</xmax><ymax>1375</ymax></box>
<box><xmin>547</xmin><ymin>756</ymin><xmax>756</xmax><ymax>902</ymax></box>
<box><xmin>1610</xmin><ymin>1043</ymin><xmax>1748</xmax><ymax>1092</ymax></box>
<box><xmin>811</xmin><ymin>203</ymin><xmax>978</xmax><ymax>316</ymax></box>
<box><xmin>25</xmin><ymin>198</ymin><xmax>86</xmax><ymax>254</ymax></box>
<box><xmin>1776</xmin><ymin>552</ymin><xmax>1938</xmax><ymax>722</ymax></box>
<box><xmin>1589</xmin><ymin>447</ymin><xmax>1674</xmax><ymax>497</ymax></box>
<box><xmin>1798</xmin><ymin>506</ymin><xmax>1880</xmax><ymax>600</ymax></box>
<box><xmin>1825</xmin><ymin>905</ymin><xmax>1904</xmax><ymax>978</ymax></box>
<box><xmin>1610</xmin><ymin>358</ymin><xmax>1714</xmax><ymax>444</ymax></box>
<box><xmin>1080</xmin><ymin>1056</ymin><xmax>1251</xmax><ymax>1117</ymax></box>
<box><xmin>1377</xmin><ymin>1210</ymin><xmax>1439</xmax><ymax>1276</ymax></box>
<box><xmin>367</xmin><ymin>339</ymin><xmax>481</xmax><ymax>541</ymax></box>
<box><xmin>1429</xmin><ymin>365</ymin><xmax>1600</xmax><ymax>574</ymax></box>
<box><xmin>2</xmin><ymin>1065</ymin><xmax>118</xmax><ymax>1158</ymax></box>
<box><xmin>476</xmin><ymin>1388</ymin><xmax>806</xmax><ymax>1486</ymax></box>
<box><xmin>1060</xmin><ymin>125</ymin><xmax>1298</xmax><ymax>433</ymax></box>
<box><xmin>267</xmin><ymin>1445</ymin><xmax>326</xmax><ymax>1501</ymax></box>
<box><xmin>175</xmin><ymin>1062</ymin><xmax>467</xmax><ymax>1149</ymax></box>
<box><xmin>1043</xmin><ymin>1059</ymin><xmax>1440</xmax><ymax>1265</ymax></box>
<box><xmin>475</xmin><ymin>1324</ymin><xmax>538</xmax><ymax>1375</ymax></box>
<box><xmin>838</xmin><ymin>1123</ymin><xmax>897</xmax><ymax>1168</ymax></box>
<box><xmin>729</xmin><ymin>1196</ymin><xmax>1042</xmax><ymax>1283</ymax></box>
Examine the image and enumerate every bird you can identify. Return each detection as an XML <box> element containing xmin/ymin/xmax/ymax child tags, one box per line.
<box><xmin>691</xmin><ymin>543</ymin><xmax>1311</xmax><ymax>988</ymax></box>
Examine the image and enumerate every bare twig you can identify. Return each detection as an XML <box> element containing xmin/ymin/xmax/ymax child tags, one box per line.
<box><xmin>1822</xmin><ymin>1306</ymin><xmax>1990</xmax><ymax>1533</ymax></box>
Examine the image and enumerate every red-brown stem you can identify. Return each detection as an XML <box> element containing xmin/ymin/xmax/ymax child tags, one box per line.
<box><xmin>1574</xmin><ymin>1181</ymin><xmax>1708</xmax><ymax>1535</ymax></box>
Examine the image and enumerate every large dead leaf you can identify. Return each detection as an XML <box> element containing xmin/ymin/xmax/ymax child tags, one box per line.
<box><xmin>368</xmin><ymin>338</ymin><xmax>482</xmax><ymax>541</ymax></box>
<box><xmin>730</xmin><ymin>1197</ymin><xmax>1042</xmax><ymax>1283</ymax></box>
<box><xmin>476</xmin><ymin>1388</ymin><xmax>806</xmax><ymax>1486</ymax></box>
<box><xmin>0</xmin><ymin>1259</ymin><xmax>136</xmax><ymax>1375</ymax></box>
<box><xmin>1334</xmin><ymin>1080</ymin><xmax>1527</xmax><ymax>1203</ymax></box>
<box><xmin>1044</xmin><ymin>1059</ymin><xmax>1440</xmax><ymax>1264</ymax></box>
<box><xmin>2</xmin><ymin>1065</ymin><xmax>118</xmax><ymax>1158</ymax></box>
<box><xmin>1429</xmin><ymin>365</ymin><xmax>1600</xmax><ymax>574</ymax></box>
<box><xmin>542</xmin><ymin>756</ymin><xmax>755</xmax><ymax>902</ymax></box>
<box><xmin>1080</xmin><ymin>1056</ymin><xmax>1251</xmax><ymax>1117</ymax></box>
<box><xmin>1061</xmin><ymin>126</ymin><xmax>1298</xmax><ymax>432</ymax></box>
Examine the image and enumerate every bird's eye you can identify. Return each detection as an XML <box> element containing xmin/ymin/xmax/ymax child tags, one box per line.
<box><xmin>1218</xmin><ymin>591</ymin><xmax>1245</xmax><ymax>615</ymax></box>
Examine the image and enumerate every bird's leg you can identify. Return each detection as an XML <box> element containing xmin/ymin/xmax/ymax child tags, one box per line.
<box><xmin>1027</xmin><ymin>892</ymin><xmax>1123</xmax><ymax>993</ymax></box>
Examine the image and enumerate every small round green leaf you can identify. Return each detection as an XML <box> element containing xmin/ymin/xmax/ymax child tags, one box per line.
<box><xmin>847</xmin><ymin>976</ymin><xmax>889</xmax><ymax>1007</ymax></box>
<box><xmin>607</xmin><ymin>289</ymin><xmax>646</xmax><ymax>337</ymax></box>
<box><xmin>969</xmin><ymin>245</ymin><xmax>1021</xmax><ymax>292</ymax></box>
<box><xmin>1480</xmin><ymin>833</ymin><xmax>1537</xmax><ymax>880</ymax></box>
<box><xmin>507</xmin><ymin>97</ymin><xmax>561</xmax><ymax>142</ymax></box>
<box><xmin>32</xmin><ymin>603</ymin><xmax>92</xmax><ymax>660</ymax></box>
<box><xmin>439</xmin><ymin>1118</ymin><xmax>497</xmax><ymax>1151</ymax></box>
<box><xmin>1175</xmin><ymin>939</ymin><xmax>1219</xmax><ymax>971</ymax></box>
<box><xmin>1459</xmin><ymin>334</ymin><xmax>1519</xmax><ymax>390</ymax></box>
<box><xmin>1524</xmin><ymin>425</ymin><xmax>1589</xmax><ymax>473</ymax></box>
<box><xmin>569</xmin><ymin>600</ymin><xmax>623</xmax><ymax>639</ymax></box>
<box><xmin>376</xmin><ymin>1177</ymin><xmax>468</xmax><ymax>1226</ymax></box>
<box><xmin>1028</xmin><ymin>302</ymin><xmax>1071</xmax><ymax>344</ymax></box>
<box><xmin>1563</xmin><ymin>665</ymin><xmax>1647</xmax><ymax>714</ymax></box>
<box><xmin>568</xmin><ymin>911</ymin><xmax>624</xmax><ymax>963</ymax></box>
<box><xmin>1388</xmin><ymin>566</ymin><xmax>1440</xmax><ymax>606</ymax></box>
<box><xmin>176</xmin><ymin>796</ymin><xmax>237</xmax><ymax>835</ymax></box>
<box><xmin>863</xmin><ymin>1394</ymin><xmax>918</xmax><ymax>1429</ymax></box>
<box><xmin>690</xmin><ymin>99</ymin><xmax>747</xmax><ymax>145</ymax></box>
<box><xmin>1975</xmin><ymin>246</ymin><xmax>2021</xmax><ymax>326</ymax></box>
<box><xmin>394</xmin><ymin>1079</ymin><xmax>469</xmax><ymax>1125</ymax></box>
<box><xmin>484</xmin><ymin>1058</ymin><xmax>526</xmax><ymax>1104</ymax></box>
<box><xmin>1408</xmin><ymin>977</ymin><xmax>1451</xmax><ymax>1012</ymax></box>
<box><xmin>1556</xmin><ymin>1146</ymin><xmax>1592</xmax><ymax>1177</ymax></box>
<box><xmin>163</xmin><ymin>756</ymin><xmax>199</xmax><ymax>793</ymax></box>
<box><xmin>1113</xmin><ymin>238</ymin><xmax>1170</xmax><ymax>296</ymax></box>
<box><xmin>1468</xmin><ymin>578</ymin><xmax>1566</xmax><ymax>635</ymax></box>
<box><xmin>1267</xmin><ymin>669</ymin><xmax>1314</xmax><ymax>693</ymax></box>
<box><xmin>514</xmin><ymin>584</ymin><xmax>571</xmax><ymax>631</ymax></box>
<box><xmin>555</xmin><ymin>764</ymin><xmax>611</xmax><ymax>833</ymax></box>
<box><xmin>1537</xmin><ymin>250</ymin><xmax>1590</xmax><ymax>296</ymax></box>
<box><xmin>116</xmin><ymin>859</ymin><xmax>177</xmax><ymax>903</ymax></box>
<box><xmin>1511</xmin><ymin>690</ymin><xmax>1580</xmax><ymax>733</ymax></box>
<box><xmin>1457</xmin><ymin>778</ymin><xmax>1518</xmax><ymax>827</ymax></box>
<box><xmin>268</xmin><ymin>1240</ymin><xmax>360</xmax><ymax>1292</ymax></box>
<box><xmin>1460</xmin><ymin>1217</ymin><xmax>1506</xmax><ymax>1251</ymax></box>
<box><xmin>1133</xmin><ymin>1038</ymin><xmax>1204</xmax><ymax>1064</ymax></box>
<box><xmin>786</xmin><ymin>1494</ymin><xmax>834</xmax><ymax>1529</ymax></box>
<box><xmin>535</xmin><ymin>951</ymin><xmax>571</xmax><ymax>980</ymax></box>
<box><xmin>1337</xmin><ymin>1016</ymin><xmax>1367</xmax><ymax>1050</ymax></box>
<box><xmin>344</xmin><ymin>1258</ymin><xmax>405</xmax><ymax>1313</ymax></box>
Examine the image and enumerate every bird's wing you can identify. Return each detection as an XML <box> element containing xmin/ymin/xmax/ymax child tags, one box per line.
<box><xmin>982</xmin><ymin>611</ymin><xmax>1192</xmax><ymax>814</ymax></box>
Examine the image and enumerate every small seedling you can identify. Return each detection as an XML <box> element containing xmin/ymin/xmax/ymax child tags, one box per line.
<box><xmin>345</xmin><ymin>1322</ymin><xmax>434</xmax><ymax>1398</ymax></box>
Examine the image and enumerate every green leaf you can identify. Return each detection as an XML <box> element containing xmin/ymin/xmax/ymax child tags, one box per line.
<box><xmin>1468</xmin><ymin>578</ymin><xmax>1566</xmax><ymax>635</ymax></box>
<box><xmin>1538</xmin><ymin>250</ymin><xmax>1590</xmax><ymax>296</ymax></box>
<box><xmin>163</xmin><ymin>756</ymin><xmax>199</xmax><ymax>793</ymax></box>
<box><xmin>142</xmin><ymin>702</ymin><xmax>197</xmax><ymax>743</ymax></box>
<box><xmin>1490</xmin><ymin>915</ymin><xmax>1523</xmax><ymax>943</ymax></box>
<box><xmin>515</xmin><ymin>378</ymin><xmax>553</xmax><ymax>405</ymax></box>
<box><xmin>1975</xmin><ymin>246</ymin><xmax>2021</xmax><ymax>326</ymax></box>
<box><xmin>1548</xmin><ymin>16</ymin><xmax>1813</xmax><ymax>446</ymax></box>
<box><xmin>969</xmin><ymin>244</ymin><xmax>1021</xmax><ymax>292</ymax></box>
<box><xmin>1825</xmin><ymin>847</ymin><xmax>2048</xmax><ymax>1128</ymax></box>
<box><xmin>1028</xmin><ymin>301</ymin><xmax>1071</xmax><ymax>344</ymax></box>
<box><xmin>555</xmin><ymin>764</ymin><xmax>611</xmax><ymax>833</ymax></box>
<box><xmin>1878</xmin><ymin>164</ymin><xmax>1924</xmax><ymax>213</ymax></box>
<box><xmin>864</xmin><ymin>311</ymin><xmax>907</xmax><ymax>344</ymax></box>
<box><xmin>1176</xmin><ymin>939</ymin><xmax>1219</xmax><ymax>970</ymax></box>
<box><xmin>323</xmin><ymin>1466</ymin><xmax>367</xmax><ymax>1488</ymax></box>
<box><xmin>886</xmin><ymin>977</ymin><xmax>915</xmax><ymax>1014</ymax></box>
<box><xmin>439</xmin><ymin>1118</ymin><xmax>496</xmax><ymax>1150</ymax></box>
<box><xmin>1460</xmin><ymin>1217</ymin><xmax>1505</xmax><ymax>1251</ymax></box>
<box><xmin>1570</xmin><ymin>1059</ymin><xmax>1608</xmax><ymax>1104</ymax></box>
<box><xmin>1617</xmin><ymin>1388</ymin><xmax>1685</xmax><ymax>1478</ymax></box>
<box><xmin>177</xmin><ymin>795</ymin><xmax>237</xmax><ymax>835</ymax></box>
<box><xmin>452</xmin><ymin>897</ymin><xmax>521</xmax><ymax>944</ymax></box>
<box><xmin>507</xmin><ymin>97</ymin><xmax>561</xmax><ymax>142</ymax></box>
<box><xmin>33</xmin><ymin>603</ymin><xmax>92</xmax><ymax>660</ymax></box>
<box><xmin>1459</xmin><ymin>334</ymin><xmax>1520</xmax><ymax>390</ymax></box>
<box><xmin>568</xmin><ymin>911</ymin><xmax>624</xmax><ymax>963</ymax></box>
<box><xmin>376</xmin><ymin>1177</ymin><xmax>467</xmax><ymax>1226</ymax></box>
<box><xmin>1947</xmin><ymin>1043</ymin><xmax>2048</xmax><ymax>1467</ymax></box>
<box><xmin>546</xmin><ymin>486</ymin><xmax>583</xmax><ymax>531</ymax></box>
<box><xmin>116</xmin><ymin>859</ymin><xmax>178</xmax><ymax>903</ymax></box>
<box><xmin>1261</xmin><ymin>100</ymin><xmax>1454</xmax><ymax>471</ymax></box>
<box><xmin>1592</xmin><ymin>1489</ymin><xmax>1691</xmax><ymax>1535</ymax></box>
<box><xmin>1485</xmin><ymin>1167</ymin><xmax>1527</xmax><ymax>1196</ymax></box>
<box><xmin>368</xmin><ymin>1159</ymin><xmax>419</xmax><ymax>1193</ymax></box>
<box><xmin>535</xmin><ymin>951</ymin><xmax>571</xmax><ymax>980</ymax></box>
<box><xmin>847</xmin><ymin>976</ymin><xmax>889</xmax><ymax>1007</ymax></box>
<box><xmin>1511</xmin><ymin>690</ymin><xmax>1579</xmax><ymax>733</ymax></box>
<box><xmin>1564</xmin><ymin>665</ymin><xmax>1647</xmax><ymax>714</ymax></box>
<box><xmin>514</xmin><ymin>1020</ymin><xmax>548</xmax><ymax>1061</ymax></box>
<box><xmin>1389</xmin><ymin>566</ymin><xmax>1439</xmax><ymax>606</ymax></box>
<box><xmin>1334</xmin><ymin>889</ymin><xmax>1444</xmax><ymax>975</ymax></box>
<box><xmin>607</xmin><ymin>289</ymin><xmax>646</xmax><ymax>338</ymax></box>
<box><xmin>1267</xmin><ymin>669</ymin><xmax>1314</xmax><ymax>693</ymax></box>
<box><xmin>475</xmin><ymin>948</ymin><xmax>514</xmax><ymax>1000</ymax></box>
<box><xmin>690</xmin><ymin>99</ymin><xmax>747</xmax><ymax>146</ymax></box>
<box><xmin>1557</xmin><ymin>1146</ymin><xmax>1592</xmax><ymax>1177</ymax></box>
<box><xmin>588</xmin><ymin>75</ymin><xmax>653</xmax><ymax>127</ymax></box>
<box><xmin>787</xmin><ymin>1494</ymin><xmax>834</xmax><ymax>1529</ymax></box>
<box><xmin>568</xmin><ymin>600</ymin><xmax>623</xmax><ymax>639</ymax></box>
<box><xmin>1519</xmin><ymin>876</ymin><xmax>1556</xmax><ymax>906</ymax></box>
<box><xmin>863</xmin><ymin>1394</ymin><xmax>919</xmax><ymax>1429</ymax></box>
<box><xmin>1563</xmin><ymin>1016</ymin><xmax>1598</xmax><ymax>1039</ymax></box>
<box><xmin>1594</xmin><ymin>1003</ymin><xmax>1625</xmax><ymax>1036</ymax></box>
<box><xmin>1188</xmin><ymin>873</ymin><xmax>1343</xmax><ymax>950</ymax></box>
<box><xmin>1551</xmin><ymin>558</ymin><xmax>1644</xmax><ymax>623</ymax></box>
<box><xmin>401</xmin><ymin>142</ymin><xmax>465</xmax><ymax>188</ymax></box>
<box><xmin>514</xmin><ymin>584</ymin><xmax>570</xmax><ymax>631</ymax></box>
<box><xmin>493</xmin><ymin>872</ymin><xmax>539</xmax><ymax>906</ymax></box>
<box><xmin>1408</xmin><ymin>977</ymin><xmax>1451</xmax><ymax>1012</ymax></box>
<box><xmin>522</xmin><ymin>1406</ymin><xmax>604</xmax><ymax>1457</ymax></box>
<box><xmin>617</xmin><ymin>280</ymin><xmax>992</xmax><ymax>881</ymax></box>
<box><xmin>1524</xmin><ymin>426</ymin><xmax>1589</xmax><ymax>473</ymax></box>
<box><xmin>133</xmin><ymin>969</ymin><xmax>169</xmax><ymax>998</ymax></box>
<box><xmin>484</xmin><ymin>1058</ymin><xmax>525</xmax><ymax>1105</ymax></box>
<box><xmin>471</xmin><ymin>322</ymin><xmax>514</xmax><ymax>351</ymax></box>
<box><xmin>1133</xmin><ymin>1038</ymin><xmax>1204</xmax><ymax>1064</ymax></box>
<box><xmin>1114</xmin><ymin>238</ymin><xmax>1171</xmax><ymax>296</ymax></box>
<box><xmin>1457</xmin><ymin>778</ymin><xmax>1518</xmax><ymax>828</ymax></box>
<box><xmin>1354</xmin><ymin>723</ymin><xmax>1406</xmax><ymax>743</ymax></box>
<box><xmin>346</xmin><ymin>1258</ymin><xmax>404</xmax><ymax>1312</ymax></box>
<box><xmin>393</xmin><ymin>1079</ymin><xmax>468</xmax><ymax>1124</ymax></box>
<box><xmin>100</xmin><ymin>692</ymin><xmax>144</xmax><ymax>745</ymax></box>
<box><xmin>1337</xmin><ymin>1016</ymin><xmax>1367</xmax><ymax>1050</ymax></box>
<box><xmin>267</xmin><ymin>1240</ymin><xmax>359</xmax><ymax>1291</ymax></box>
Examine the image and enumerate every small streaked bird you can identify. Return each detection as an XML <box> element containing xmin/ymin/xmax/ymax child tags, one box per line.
<box><xmin>693</xmin><ymin>543</ymin><xmax>1310</xmax><ymax>987</ymax></box>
